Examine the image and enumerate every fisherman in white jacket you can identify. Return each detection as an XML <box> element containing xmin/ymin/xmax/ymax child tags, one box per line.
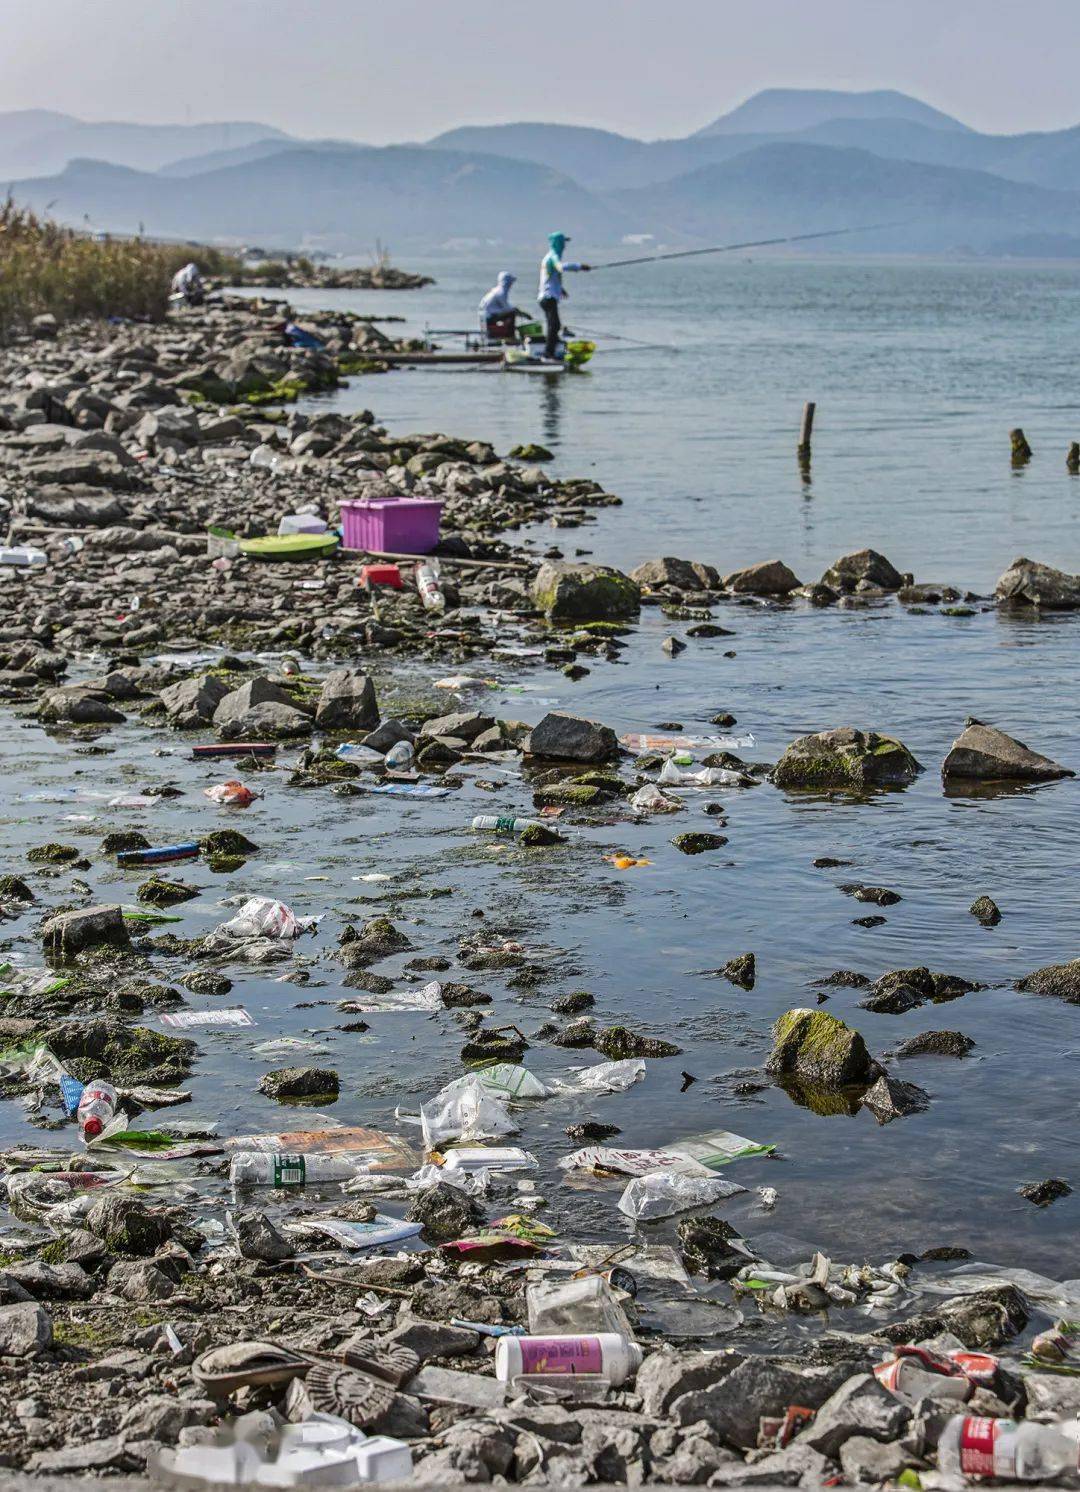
<box><xmin>477</xmin><ymin>270</ymin><xmax>521</xmax><ymax>341</ymax></box>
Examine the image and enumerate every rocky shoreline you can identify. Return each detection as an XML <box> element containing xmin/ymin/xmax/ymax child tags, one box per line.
<box><xmin>1</xmin><ymin>299</ymin><xmax>1080</xmax><ymax>1487</ymax></box>
<box><xmin>232</xmin><ymin>264</ymin><xmax>435</xmax><ymax>292</ymax></box>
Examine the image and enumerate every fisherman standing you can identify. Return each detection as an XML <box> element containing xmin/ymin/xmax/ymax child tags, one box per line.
<box><xmin>477</xmin><ymin>270</ymin><xmax>521</xmax><ymax>341</ymax></box>
<box><xmin>537</xmin><ymin>232</ymin><xmax>589</xmax><ymax>359</ymax></box>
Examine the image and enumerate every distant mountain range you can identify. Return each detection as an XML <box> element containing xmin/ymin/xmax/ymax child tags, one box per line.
<box><xmin>6</xmin><ymin>89</ymin><xmax>1080</xmax><ymax>256</ymax></box>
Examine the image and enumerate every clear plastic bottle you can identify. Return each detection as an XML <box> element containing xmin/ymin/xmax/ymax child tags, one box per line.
<box><xmin>77</xmin><ymin>1079</ymin><xmax>117</xmax><ymax>1140</ymax></box>
<box><xmin>229</xmin><ymin>1152</ymin><xmax>367</xmax><ymax>1187</ymax></box>
<box><xmin>415</xmin><ymin>561</ymin><xmax>445</xmax><ymax>612</ymax></box>
<box><xmin>384</xmin><ymin>740</ymin><xmax>415</xmax><ymax>770</ymax></box>
<box><xmin>938</xmin><ymin>1416</ymin><xmax>1080</xmax><ymax>1481</ymax></box>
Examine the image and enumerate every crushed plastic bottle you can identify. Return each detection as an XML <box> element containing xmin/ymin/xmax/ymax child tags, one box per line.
<box><xmin>384</xmin><ymin>740</ymin><xmax>415</xmax><ymax>770</ymax></box>
<box><xmin>77</xmin><ymin>1078</ymin><xmax>118</xmax><ymax>1140</ymax></box>
<box><xmin>938</xmin><ymin>1416</ymin><xmax>1080</xmax><ymax>1481</ymax></box>
<box><xmin>415</xmin><ymin>560</ymin><xmax>445</xmax><ymax>612</ymax></box>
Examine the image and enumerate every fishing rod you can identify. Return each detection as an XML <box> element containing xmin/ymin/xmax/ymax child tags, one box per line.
<box><xmin>588</xmin><ymin>222</ymin><xmax>896</xmax><ymax>271</ymax></box>
<box><xmin>571</xmin><ymin>326</ymin><xmax>680</xmax><ymax>352</ymax></box>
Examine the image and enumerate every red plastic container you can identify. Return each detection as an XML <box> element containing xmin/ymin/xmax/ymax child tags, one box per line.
<box><xmin>358</xmin><ymin>563</ymin><xmax>403</xmax><ymax>589</ymax></box>
<box><xmin>340</xmin><ymin>497</ymin><xmax>443</xmax><ymax>555</ymax></box>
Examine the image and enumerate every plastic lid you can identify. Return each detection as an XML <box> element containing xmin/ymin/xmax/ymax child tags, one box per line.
<box><xmin>82</xmin><ymin>1116</ymin><xmax>104</xmax><ymax>1139</ymax></box>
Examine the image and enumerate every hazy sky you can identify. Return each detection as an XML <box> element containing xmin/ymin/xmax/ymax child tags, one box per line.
<box><xmin>3</xmin><ymin>0</ymin><xmax>1079</xmax><ymax>141</ymax></box>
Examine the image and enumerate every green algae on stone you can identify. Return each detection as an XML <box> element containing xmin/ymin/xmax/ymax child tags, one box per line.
<box><xmin>772</xmin><ymin>727</ymin><xmax>922</xmax><ymax>792</ymax></box>
<box><xmin>137</xmin><ymin>875</ymin><xmax>200</xmax><ymax>908</ymax></box>
<box><xmin>767</xmin><ymin>1008</ymin><xmax>872</xmax><ymax>1089</ymax></box>
<box><xmin>672</xmin><ymin>832</ymin><xmax>728</xmax><ymax>855</ymax></box>
<box><xmin>0</xmin><ymin>874</ymin><xmax>34</xmax><ymax>902</ymax></box>
<box><xmin>207</xmin><ymin>853</ymin><xmax>246</xmax><ymax>873</ymax></box>
<box><xmin>100</xmin><ymin>830</ymin><xmax>151</xmax><ymax>855</ymax></box>
<box><xmin>27</xmin><ymin>843</ymin><xmax>79</xmax><ymax>864</ymax></box>
<box><xmin>200</xmin><ymin>829</ymin><xmax>259</xmax><ymax>857</ymax></box>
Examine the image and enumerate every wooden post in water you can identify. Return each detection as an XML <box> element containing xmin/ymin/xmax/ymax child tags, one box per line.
<box><xmin>797</xmin><ymin>402</ymin><xmax>815</xmax><ymax>466</ymax></box>
<box><xmin>1010</xmin><ymin>428</ymin><xmax>1033</xmax><ymax>465</ymax></box>
<box><xmin>1067</xmin><ymin>442</ymin><xmax>1080</xmax><ymax>474</ymax></box>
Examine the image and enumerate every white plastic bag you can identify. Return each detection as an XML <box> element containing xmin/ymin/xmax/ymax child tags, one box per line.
<box><xmin>550</xmin><ymin>1059</ymin><xmax>646</xmax><ymax>1095</ymax></box>
<box><xmin>658</xmin><ymin>761</ymin><xmax>743</xmax><ymax>788</ymax></box>
<box><xmin>617</xmin><ymin>1168</ymin><xmax>746</xmax><ymax>1221</ymax></box>
<box><xmin>219</xmin><ymin>897</ymin><xmax>301</xmax><ymax>940</ymax></box>
<box><xmin>418</xmin><ymin>1074</ymin><xmax>519</xmax><ymax>1150</ymax></box>
<box><xmin>630</xmin><ymin>783</ymin><xmax>681</xmax><ymax>814</ymax></box>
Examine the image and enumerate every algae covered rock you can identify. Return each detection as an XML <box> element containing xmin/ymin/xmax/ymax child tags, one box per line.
<box><xmin>772</xmin><ymin>727</ymin><xmax>922</xmax><ymax>792</ymax></box>
<box><xmin>531</xmin><ymin>561</ymin><xmax>640</xmax><ymax>622</ymax></box>
<box><xmin>137</xmin><ymin>875</ymin><xmax>200</xmax><ymax>907</ymax></box>
<box><xmin>43</xmin><ymin>1017</ymin><xmax>195</xmax><ymax>1083</ymax></box>
<box><xmin>259</xmin><ymin>1066</ymin><xmax>339</xmax><ymax>1100</ymax></box>
<box><xmin>85</xmin><ymin>1194</ymin><xmax>173</xmax><ymax>1256</ymax></box>
<box><xmin>593</xmin><ymin>1024</ymin><xmax>681</xmax><ymax>1059</ymax></box>
<box><xmin>767</xmin><ymin>1008</ymin><xmax>872</xmax><ymax>1089</ymax></box>
<box><xmin>1017</xmin><ymin>960</ymin><xmax>1080</xmax><ymax>1004</ymax></box>
<box><xmin>42</xmin><ymin>904</ymin><xmax>131</xmax><ymax>959</ymax></box>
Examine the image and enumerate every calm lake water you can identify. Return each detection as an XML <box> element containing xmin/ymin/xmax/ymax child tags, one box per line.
<box><xmin>3</xmin><ymin>256</ymin><xmax>1079</xmax><ymax>1289</ymax></box>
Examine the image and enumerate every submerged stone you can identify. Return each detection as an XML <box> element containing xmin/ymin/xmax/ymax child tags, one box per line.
<box><xmin>593</xmin><ymin>1024</ymin><xmax>681</xmax><ymax>1059</ymax></box>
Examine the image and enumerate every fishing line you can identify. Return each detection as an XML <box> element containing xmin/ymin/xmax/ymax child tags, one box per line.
<box><xmin>589</xmin><ymin>222</ymin><xmax>899</xmax><ymax>271</ymax></box>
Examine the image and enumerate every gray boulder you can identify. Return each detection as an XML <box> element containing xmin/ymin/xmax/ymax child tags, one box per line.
<box><xmin>525</xmin><ymin>710</ymin><xmax>618</xmax><ymax>762</ymax></box>
<box><xmin>672</xmin><ymin>1355</ymin><xmax>869</xmax><ymax>1449</ymax></box>
<box><xmin>630</xmin><ymin>557</ymin><xmax>717</xmax><ymax>591</ymax></box>
<box><xmin>259</xmin><ymin>1066</ymin><xmax>339</xmax><ymax>1100</ymax></box>
<box><xmin>773</xmin><ymin>726</ymin><xmax>922</xmax><ymax>791</ymax></box>
<box><xmin>996</xmin><ymin>556</ymin><xmax>1080</xmax><ymax>609</ymax></box>
<box><xmin>315</xmin><ymin>669</ymin><xmax>379</xmax><ymax>732</ymax></box>
<box><xmin>133</xmin><ymin>407</ymin><xmax>199</xmax><ymax>449</ymax></box>
<box><xmin>942</xmin><ymin>720</ymin><xmax>1073</xmax><ymax>782</ymax></box>
<box><xmin>800</xmin><ymin>1373</ymin><xmax>909</xmax><ymax>1459</ymax></box>
<box><xmin>723</xmin><ymin>558</ymin><xmax>800</xmax><ymax>595</ymax></box>
<box><xmin>42</xmin><ymin>903</ymin><xmax>130</xmax><ymax>958</ymax></box>
<box><xmin>107</xmin><ymin>1259</ymin><xmax>178</xmax><ymax>1302</ymax></box>
<box><xmin>767</xmin><ymin>1008</ymin><xmax>873</xmax><ymax>1089</ymax></box>
<box><xmin>861</xmin><ymin>1073</ymin><xmax>931</xmax><ymax>1123</ymax></box>
<box><xmin>24</xmin><ymin>485</ymin><xmax>128</xmax><ymax>527</ymax></box>
<box><xmin>532</xmin><ymin>561</ymin><xmax>640</xmax><ymax>621</ymax></box>
<box><xmin>37</xmin><ymin>684</ymin><xmax>125</xmax><ymax>725</ymax></box>
<box><xmin>22</xmin><ymin>449</ymin><xmax>141</xmax><ymax>489</ymax></box>
<box><xmin>233</xmin><ymin>1209</ymin><xmax>296</xmax><ymax>1262</ymax></box>
<box><xmin>820</xmin><ymin>548</ymin><xmax>904</xmax><ymax>592</ymax></box>
<box><xmin>160</xmin><ymin>674</ymin><xmax>231</xmax><ymax>728</ymax></box>
<box><xmin>420</xmin><ymin>710</ymin><xmax>496</xmax><ymax>744</ymax></box>
<box><xmin>0</xmin><ymin>1301</ymin><xmax>52</xmax><ymax>1357</ymax></box>
<box><xmin>214</xmin><ymin>677</ymin><xmax>311</xmax><ymax>740</ymax></box>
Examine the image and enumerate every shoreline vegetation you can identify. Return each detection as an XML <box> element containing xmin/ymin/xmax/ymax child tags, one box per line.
<box><xmin>0</xmin><ymin>202</ymin><xmax>432</xmax><ymax>345</ymax></box>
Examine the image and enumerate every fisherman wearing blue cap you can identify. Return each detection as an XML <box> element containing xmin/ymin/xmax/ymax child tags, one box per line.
<box><xmin>537</xmin><ymin>232</ymin><xmax>590</xmax><ymax>359</ymax></box>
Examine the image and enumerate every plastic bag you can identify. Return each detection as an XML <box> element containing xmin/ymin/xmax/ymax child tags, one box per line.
<box><xmin>527</xmin><ymin>1273</ymin><xmax>634</xmax><ymax>1337</ymax></box>
<box><xmin>549</xmin><ymin>1060</ymin><xmax>646</xmax><ymax>1095</ymax></box>
<box><xmin>218</xmin><ymin>897</ymin><xmax>301</xmax><ymax>940</ymax></box>
<box><xmin>417</xmin><ymin>1074</ymin><xmax>520</xmax><ymax>1150</ymax></box>
<box><xmin>617</xmin><ymin>1169</ymin><xmax>746</xmax><ymax>1221</ymax></box>
<box><xmin>658</xmin><ymin>761</ymin><xmax>744</xmax><ymax>788</ymax></box>
<box><xmin>630</xmin><ymin>783</ymin><xmax>681</xmax><ymax>814</ymax></box>
<box><xmin>204</xmin><ymin>781</ymin><xmax>258</xmax><ymax>806</ymax></box>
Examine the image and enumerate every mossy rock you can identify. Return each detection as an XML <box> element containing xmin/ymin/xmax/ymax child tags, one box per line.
<box><xmin>200</xmin><ymin>829</ymin><xmax>259</xmax><ymax>856</ymax></box>
<box><xmin>85</xmin><ymin>1194</ymin><xmax>172</xmax><ymax>1256</ymax></box>
<box><xmin>0</xmin><ymin>874</ymin><xmax>34</xmax><ymax>902</ymax></box>
<box><xmin>259</xmin><ymin>1066</ymin><xmax>340</xmax><ymax>1101</ymax></box>
<box><xmin>207</xmin><ymin>853</ymin><xmax>246</xmax><ymax>873</ymax></box>
<box><xmin>532</xmin><ymin>561</ymin><xmax>641</xmax><ymax>623</ymax></box>
<box><xmin>772</xmin><ymin>727</ymin><xmax>922</xmax><ymax>793</ymax></box>
<box><xmin>43</xmin><ymin>1017</ymin><xmax>196</xmax><ymax>1083</ymax></box>
<box><xmin>593</xmin><ymin>1024</ymin><xmax>681</xmax><ymax>1059</ymax></box>
<box><xmin>767</xmin><ymin>1008</ymin><xmax>872</xmax><ymax>1089</ymax></box>
<box><xmin>552</xmin><ymin>990</ymin><xmax>595</xmax><ymax>1015</ymax></box>
<box><xmin>100</xmin><ymin>830</ymin><xmax>151</xmax><ymax>855</ymax></box>
<box><xmin>180</xmin><ymin>970</ymin><xmax>232</xmax><ymax>997</ymax></box>
<box><xmin>532</xmin><ymin>783</ymin><xmax>601</xmax><ymax>807</ymax></box>
<box><xmin>461</xmin><ymin>1030</ymin><xmax>528</xmax><ymax>1064</ymax></box>
<box><xmin>672</xmin><ymin>832</ymin><xmax>728</xmax><ymax>855</ymax></box>
<box><xmin>27</xmin><ymin>843</ymin><xmax>79</xmax><ymax>864</ymax></box>
<box><xmin>509</xmin><ymin>443</ymin><xmax>553</xmax><ymax>461</ymax></box>
<box><xmin>519</xmin><ymin>824</ymin><xmax>564</xmax><ymax>847</ymax></box>
<box><xmin>137</xmin><ymin>875</ymin><xmax>200</xmax><ymax>908</ymax></box>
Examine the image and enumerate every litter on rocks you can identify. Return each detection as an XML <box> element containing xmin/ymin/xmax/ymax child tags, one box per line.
<box><xmin>161</xmin><ymin>1007</ymin><xmax>255</xmax><ymax>1028</ymax></box>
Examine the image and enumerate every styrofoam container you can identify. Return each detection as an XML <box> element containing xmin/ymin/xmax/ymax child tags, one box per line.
<box><xmin>339</xmin><ymin>497</ymin><xmax>442</xmax><ymax>555</ymax></box>
<box><xmin>278</xmin><ymin>514</ymin><xmax>329</xmax><ymax>537</ymax></box>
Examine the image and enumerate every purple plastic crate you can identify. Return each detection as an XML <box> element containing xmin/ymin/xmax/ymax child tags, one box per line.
<box><xmin>339</xmin><ymin>496</ymin><xmax>443</xmax><ymax>555</ymax></box>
